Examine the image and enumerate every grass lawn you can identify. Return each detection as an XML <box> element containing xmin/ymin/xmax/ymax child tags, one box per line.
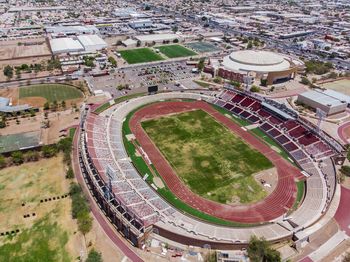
<box><xmin>157</xmin><ymin>45</ymin><xmax>197</xmax><ymax>58</ymax></box>
<box><xmin>0</xmin><ymin>156</ymin><xmax>80</xmax><ymax>261</ymax></box>
<box><xmin>19</xmin><ymin>84</ymin><xmax>83</xmax><ymax>103</ymax></box>
<box><xmin>142</xmin><ymin>109</ymin><xmax>273</xmax><ymax>204</ymax></box>
<box><xmin>119</xmin><ymin>48</ymin><xmax>164</xmax><ymax>64</ymax></box>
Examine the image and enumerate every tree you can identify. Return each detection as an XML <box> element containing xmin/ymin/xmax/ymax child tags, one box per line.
<box><xmin>3</xmin><ymin>65</ymin><xmax>13</xmax><ymax>79</ymax></box>
<box><xmin>78</xmin><ymin>212</ymin><xmax>93</xmax><ymax>235</ymax></box>
<box><xmin>0</xmin><ymin>154</ymin><xmax>6</xmax><ymax>168</ymax></box>
<box><xmin>61</xmin><ymin>100</ymin><xmax>66</xmax><ymax>110</ymax></box>
<box><xmin>66</xmin><ymin>166</ymin><xmax>74</xmax><ymax>179</ymax></box>
<box><xmin>136</xmin><ymin>40</ymin><xmax>141</xmax><ymax>47</ymax></box>
<box><xmin>108</xmin><ymin>56</ymin><xmax>117</xmax><ymax>67</ymax></box>
<box><xmin>172</xmin><ymin>26</ymin><xmax>178</xmax><ymax>33</ymax></box>
<box><xmin>247</xmin><ymin>41</ymin><xmax>253</xmax><ymax>49</ymax></box>
<box><xmin>0</xmin><ymin>120</ymin><xmax>5</xmax><ymax>128</ymax></box>
<box><xmin>86</xmin><ymin>249</ymin><xmax>103</xmax><ymax>262</ymax></box>
<box><xmin>197</xmin><ymin>58</ymin><xmax>205</xmax><ymax>71</ymax></box>
<box><xmin>11</xmin><ymin>151</ymin><xmax>24</xmax><ymax>165</ymax></box>
<box><xmin>247</xmin><ymin>236</ymin><xmax>281</xmax><ymax>262</ymax></box>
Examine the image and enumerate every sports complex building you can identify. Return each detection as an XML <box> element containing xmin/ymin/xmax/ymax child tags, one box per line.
<box><xmin>207</xmin><ymin>50</ymin><xmax>303</xmax><ymax>85</ymax></box>
<box><xmin>75</xmin><ymin>89</ymin><xmax>343</xmax><ymax>250</ymax></box>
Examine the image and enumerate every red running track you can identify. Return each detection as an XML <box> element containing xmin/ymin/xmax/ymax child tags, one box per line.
<box><xmin>337</xmin><ymin>122</ymin><xmax>350</xmax><ymax>144</ymax></box>
<box><xmin>130</xmin><ymin>101</ymin><xmax>300</xmax><ymax>223</ymax></box>
<box><xmin>334</xmin><ymin>186</ymin><xmax>350</xmax><ymax>236</ymax></box>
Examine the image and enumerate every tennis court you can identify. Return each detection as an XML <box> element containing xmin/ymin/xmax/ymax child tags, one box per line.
<box><xmin>186</xmin><ymin>41</ymin><xmax>221</xmax><ymax>53</ymax></box>
<box><xmin>0</xmin><ymin>131</ymin><xmax>41</xmax><ymax>153</ymax></box>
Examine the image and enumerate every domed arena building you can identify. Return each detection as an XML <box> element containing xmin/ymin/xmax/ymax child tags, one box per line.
<box><xmin>208</xmin><ymin>50</ymin><xmax>302</xmax><ymax>85</ymax></box>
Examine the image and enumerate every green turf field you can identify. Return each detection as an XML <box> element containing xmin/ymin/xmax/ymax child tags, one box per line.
<box><xmin>19</xmin><ymin>84</ymin><xmax>83</xmax><ymax>102</ymax></box>
<box><xmin>157</xmin><ymin>45</ymin><xmax>197</xmax><ymax>58</ymax></box>
<box><xmin>119</xmin><ymin>48</ymin><xmax>164</xmax><ymax>64</ymax></box>
<box><xmin>142</xmin><ymin>109</ymin><xmax>273</xmax><ymax>204</ymax></box>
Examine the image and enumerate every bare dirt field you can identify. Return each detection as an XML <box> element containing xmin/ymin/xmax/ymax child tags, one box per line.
<box><xmin>0</xmin><ymin>38</ymin><xmax>51</xmax><ymax>60</ymax></box>
<box><xmin>0</xmin><ymin>155</ymin><xmax>85</xmax><ymax>261</ymax></box>
<box><xmin>0</xmin><ymin>87</ymin><xmax>19</xmax><ymax>105</ymax></box>
<box><xmin>2</xmin><ymin>109</ymin><xmax>80</xmax><ymax>144</ymax></box>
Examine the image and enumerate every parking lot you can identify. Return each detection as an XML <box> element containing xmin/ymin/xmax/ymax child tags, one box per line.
<box><xmin>89</xmin><ymin>60</ymin><xmax>199</xmax><ymax>98</ymax></box>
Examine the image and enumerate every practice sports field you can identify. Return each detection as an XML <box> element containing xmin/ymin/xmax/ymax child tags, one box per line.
<box><xmin>157</xmin><ymin>45</ymin><xmax>197</xmax><ymax>58</ymax></box>
<box><xmin>119</xmin><ymin>48</ymin><xmax>164</xmax><ymax>64</ymax></box>
<box><xmin>320</xmin><ymin>79</ymin><xmax>350</xmax><ymax>96</ymax></box>
<box><xmin>142</xmin><ymin>109</ymin><xmax>273</xmax><ymax>204</ymax></box>
<box><xmin>19</xmin><ymin>84</ymin><xmax>83</xmax><ymax>103</ymax></box>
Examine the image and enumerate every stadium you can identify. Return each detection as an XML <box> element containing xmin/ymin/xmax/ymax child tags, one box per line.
<box><xmin>209</xmin><ymin>50</ymin><xmax>303</xmax><ymax>85</ymax></box>
<box><xmin>75</xmin><ymin>89</ymin><xmax>343</xmax><ymax>250</ymax></box>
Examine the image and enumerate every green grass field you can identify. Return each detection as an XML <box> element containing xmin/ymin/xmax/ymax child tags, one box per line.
<box><xmin>142</xmin><ymin>109</ymin><xmax>273</xmax><ymax>204</ymax></box>
<box><xmin>19</xmin><ymin>84</ymin><xmax>83</xmax><ymax>103</ymax></box>
<box><xmin>119</xmin><ymin>48</ymin><xmax>164</xmax><ymax>64</ymax></box>
<box><xmin>157</xmin><ymin>45</ymin><xmax>197</xmax><ymax>58</ymax></box>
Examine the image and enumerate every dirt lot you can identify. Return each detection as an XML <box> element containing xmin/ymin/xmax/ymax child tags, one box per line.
<box><xmin>0</xmin><ymin>38</ymin><xmax>51</xmax><ymax>60</ymax></box>
<box><xmin>2</xmin><ymin>109</ymin><xmax>80</xmax><ymax>144</ymax></box>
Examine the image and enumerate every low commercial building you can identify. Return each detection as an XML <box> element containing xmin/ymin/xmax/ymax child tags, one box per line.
<box><xmin>297</xmin><ymin>90</ymin><xmax>347</xmax><ymax>115</ymax></box>
<box><xmin>77</xmin><ymin>35</ymin><xmax>107</xmax><ymax>52</ymax></box>
<box><xmin>50</xmin><ymin>37</ymin><xmax>84</xmax><ymax>54</ymax></box>
<box><xmin>134</xmin><ymin>33</ymin><xmax>181</xmax><ymax>45</ymax></box>
<box><xmin>129</xmin><ymin>19</ymin><xmax>153</xmax><ymax>29</ymax></box>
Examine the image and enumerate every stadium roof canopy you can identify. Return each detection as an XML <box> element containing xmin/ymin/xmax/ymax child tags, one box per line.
<box><xmin>221</xmin><ymin>50</ymin><xmax>292</xmax><ymax>73</ymax></box>
<box><xmin>0</xmin><ymin>97</ymin><xmax>31</xmax><ymax>113</ymax></box>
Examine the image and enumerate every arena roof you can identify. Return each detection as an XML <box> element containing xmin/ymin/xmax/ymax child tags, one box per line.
<box><xmin>50</xmin><ymin>37</ymin><xmax>84</xmax><ymax>54</ymax></box>
<box><xmin>221</xmin><ymin>50</ymin><xmax>292</xmax><ymax>73</ymax></box>
<box><xmin>322</xmin><ymin>89</ymin><xmax>350</xmax><ymax>104</ymax></box>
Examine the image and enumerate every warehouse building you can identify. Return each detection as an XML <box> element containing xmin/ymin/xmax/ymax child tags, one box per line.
<box><xmin>297</xmin><ymin>90</ymin><xmax>348</xmax><ymax>115</ymax></box>
<box><xmin>77</xmin><ymin>35</ymin><xmax>107</xmax><ymax>52</ymax></box>
<box><xmin>50</xmin><ymin>37</ymin><xmax>84</xmax><ymax>54</ymax></box>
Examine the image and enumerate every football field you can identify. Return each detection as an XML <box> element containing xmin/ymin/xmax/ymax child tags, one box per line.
<box><xmin>119</xmin><ymin>48</ymin><xmax>164</xmax><ymax>64</ymax></box>
<box><xmin>142</xmin><ymin>109</ymin><xmax>273</xmax><ymax>204</ymax></box>
<box><xmin>157</xmin><ymin>45</ymin><xmax>197</xmax><ymax>58</ymax></box>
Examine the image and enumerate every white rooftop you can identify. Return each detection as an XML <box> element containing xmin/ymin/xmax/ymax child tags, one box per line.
<box><xmin>77</xmin><ymin>34</ymin><xmax>107</xmax><ymax>48</ymax></box>
<box><xmin>50</xmin><ymin>37</ymin><xmax>84</xmax><ymax>54</ymax></box>
<box><xmin>299</xmin><ymin>90</ymin><xmax>346</xmax><ymax>107</ymax></box>
<box><xmin>222</xmin><ymin>50</ymin><xmax>291</xmax><ymax>73</ymax></box>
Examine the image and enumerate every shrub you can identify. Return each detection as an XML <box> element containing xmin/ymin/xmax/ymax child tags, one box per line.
<box><xmin>11</xmin><ymin>151</ymin><xmax>24</xmax><ymax>165</ymax></box>
<box><xmin>25</xmin><ymin>151</ymin><xmax>40</xmax><ymax>162</ymax></box>
<box><xmin>66</xmin><ymin>166</ymin><xmax>74</xmax><ymax>179</ymax></box>
<box><xmin>42</xmin><ymin>145</ymin><xmax>58</xmax><ymax>158</ymax></box>
<box><xmin>0</xmin><ymin>154</ymin><xmax>6</xmax><ymax>168</ymax></box>
<box><xmin>86</xmin><ymin>249</ymin><xmax>103</xmax><ymax>262</ymax></box>
<box><xmin>250</xmin><ymin>85</ymin><xmax>260</xmax><ymax>93</ymax></box>
<box><xmin>340</xmin><ymin>165</ymin><xmax>350</xmax><ymax>177</ymax></box>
